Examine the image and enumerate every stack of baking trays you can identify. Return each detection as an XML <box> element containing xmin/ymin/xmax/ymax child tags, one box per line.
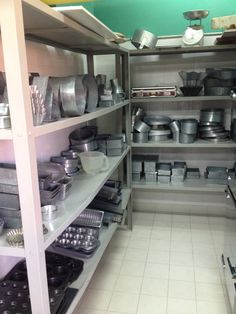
<box><xmin>204</xmin><ymin>166</ymin><xmax>229</xmax><ymax>184</ymax></box>
<box><xmin>171</xmin><ymin>161</ymin><xmax>187</xmax><ymax>184</ymax></box>
<box><xmin>89</xmin><ymin>180</ymin><xmax>124</xmax><ymax>223</ymax></box>
<box><xmin>157</xmin><ymin>163</ymin><xmax>172</xmax><ymax>184</ymax></box>
<box><xmin>52</xmin><ymin>208</ymin><xmax>104</xmax><ymax>258</ymax></box>
<box><xmin>144</xmin><ymin>155</ymin><xmax>159</xmax><ymax>183</ymax></box>
<box><xmin>198</xmin><ymin>108</ymin><xmax>230</xmax><ymax>142</ymax></box>
<box><xmin>204</xmin><ymin>68</ymin><xmax>236</xmax><ymax>96</ymax></box>
<box><xmin>0</xmin><ymin>251</ymin><xmax>84</xmax><ymax>313</ymax></box>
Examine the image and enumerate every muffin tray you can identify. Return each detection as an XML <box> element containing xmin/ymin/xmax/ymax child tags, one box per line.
<box><xmin>53</xmin><ymin>226</ymin><xmax>100</xmax><ymax>255</ymax></box>
<box><xmin>0</xmin><ymin>252</ymin><xmax>84</xmax><ymax>314</ymax></box>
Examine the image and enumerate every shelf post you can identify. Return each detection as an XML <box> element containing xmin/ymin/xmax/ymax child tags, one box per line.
<box><xmin>0</xmin><ymin>1</ymin><xmax>50</xmax><ymax>313</ymax></box>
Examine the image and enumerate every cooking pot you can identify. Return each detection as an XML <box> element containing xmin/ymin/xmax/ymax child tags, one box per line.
<box><xmin>131</xmin><ymin>29</ymin><xmax>158</xmax><ymax>50</ymax></box>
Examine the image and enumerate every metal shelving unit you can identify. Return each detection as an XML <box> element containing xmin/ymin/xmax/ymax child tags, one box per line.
<box><xmin>0</xmin><ymin>1</ymin><xmax>131</xmax><ymax>313</ymax></box>
<box><xmin>131</xmin><ymin>95</ymin><xmax>232</xmax><ymax>103</ymax></box>
<box><xmin>132</xmin><ymin>140</ymin><xmax>236</xmax><ymax>148</ymax></box>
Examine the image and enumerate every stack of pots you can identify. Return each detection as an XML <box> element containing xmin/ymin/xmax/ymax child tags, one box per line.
<box><xmin>179</xmin><ymin>119</ymin><xmax>198</xmax><ymax>143</ymax></box>
<box><xmin>133</xmin><ymin>120</ymin><xmax>151</xmax><ymax>143</ymax></box>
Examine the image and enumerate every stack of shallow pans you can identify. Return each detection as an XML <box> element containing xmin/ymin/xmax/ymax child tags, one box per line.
<box><xmin>144</xmin><ymin>115</ymin><xmax>172</xmax><ymax>142</ymax></box>
<box><xmin>205</xmin><ymin>166</ymin><xmax>228</xmax><ymax>184</ymax></box>
<box><xmin>157</xmin><ymin>163</ymin><xmax>171</xmax><ymax>184</ymax></box>
<box><xmin>106</xmin><ymin>135</ymin><xmax>124</xmax><ymax>156</ymax></box>
<box><xmin>204</xmin><ymin>68</ymin><xmax>236</xmax><ymax>96</ymax></box>
<box><xmin>171</xmin><ymin>161</ymin><xmax>186</xmax><ymax>184</ymax></box>
<box><xmin>50</xmin><ymin>156</ymin><xmax>79</xmax><ymax>176</ymax></box>
<box><xmin>199</xmin><ymin>109</ymin><xmax>229</xmax><ymax>142</ymax></box>
<box><xmin>132</xmin><ymin>155</ymin><xmax>144</xmax><ymax>181</ymax></box>
<box><xmin>144</xmin><ymin>155</ymin><xmax>158</xmax><ymax>183</ymax></box>
<box><xmin>186</xmin><ymin>168</ymin><xmax>201</xmax><ymax>179</ymax></box>
<box><xmin>179</xmin><ymin>119</ymin><xmax>198</xmax><ymax>144</ymax></box>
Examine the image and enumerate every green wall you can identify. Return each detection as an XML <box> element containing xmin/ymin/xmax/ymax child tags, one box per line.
<box><xmin>92</xmin><ymin>0</ymin><xmax>236</xmax><ymax>37</ymax></box>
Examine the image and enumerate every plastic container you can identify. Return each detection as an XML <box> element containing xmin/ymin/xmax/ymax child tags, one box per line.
<box><xmin>79</xmin><ymin>151</ymin><xmax>109</xmax><ymax>174</ymax></box>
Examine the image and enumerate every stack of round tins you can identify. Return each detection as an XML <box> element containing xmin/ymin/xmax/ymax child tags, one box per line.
<box><xmin>199</xmin><ymin>109</ymin><xmax>229</xmax><ymax>142</ymax></box>
<box><xmin>69</xmin><ymin>126</ymin><xmax>98</xmax><ymax>151</ymax></box>
<box><xmin>143</xmin><ymin>115</ymin><xmax>171</xmax><ymax>142</ymax></box>
<box><xmin>133</xmin><ymin>120</ymin><xmax>150</xmax><ymax>143</ymax></box>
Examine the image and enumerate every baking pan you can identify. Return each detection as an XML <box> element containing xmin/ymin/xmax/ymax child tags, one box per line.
<box><xmin>148</xmin><ymin>134</ymin><xmax>171</xmax><ymax>142</ymax></box>
<box><xmin>144</xmin><ymin>155</ymin><xmax>159</xmax><ymax>172</ymax></box>
<box><xmin>133</xmin><ymin>120</ymin><xmax>151</xmax><ymax>133</ymax></box>
<box><xmin>143</xmin><ymin>115</ymin><xmax>171</xmax><ymax>126</ymax></box>
<box><xmin>131</xmin><ymin>29</ymin><xmax>158</xmax><ymax>49</ymax></box>
<box><xmin>0</xmin><ymin>103</ymin><xmax>9</xmax><ymax>116</ymax></box>
<box><xmin>132</xmin><ymin>172</ymin><xmax>142</xmax><ymax>181</ymax></box>
<box><xmin>107</xmin><ymin>147</ymin><xmax>123</xmax><ymax>156</ymax></box>
<box><xmin>180</xmin><ymin>119</ymin><xmax>198</xmax><ymax>134</ymax></box>
<box><xmin>72</xmin><ymin>208</ymin><xmax>104</xmax><ymax>228</ymax></box>
<box><xmin>158</xmin><ymin>175</ymin><xmax>171</xmax><ymax>184</ymax></box>
<box><xmin>144</xmin><ymin>172</ymin><xmax>157</xmax><ymax>183</ymax></box>
<box><xmin>60</xmin><ymin>75</ymin><xmax>87</xmax><ymax>116</ymax></box>
<box><xmin>0</xmin><ymin>183</ymin><xmax>18</xmax><ymax>194</ymax></box>
<box><xmin>132</xmin><ymin>155</ymin><xmax>144</xmax><ymax>172</ymax></box>
<box><xmin>186</xmin><ymin>168</ymin><xmax>200</xmax><ymax>179</ymax></box>
<box><xmin>199</xmin><ymin>130</ymin><xmax>229</xmax><ymax>139</ymax></box>
<box><xmin>157</xmin><ymin>163</ymin><xmax>171</xmax><ymax>175</ymax></box>
<box><xmin>107</xmin><ymin>135</ymin><xmax>124</xmax><ymax>148</ymax></box>
<box><xmin>69</xmin><ymin>126</ymin><xmax>95</xmax><ymax>145</ymax></box>
<box><xmin>57</xmin><ymin>177</ymin><xmax>73</xmax><ymax>201</ymax></box>
<box><xmin>61</xmin><ymin>150</ymin><xmax>80</xmax><ymax>159</ymax></box>
<box><xmin>204</xmin><ymin>77</ymin><xmax>234</xmax><ymax>87</ymax></box>
<box><xmin>38</xmin><ymin>162</ymin><xmax>66</xmax><ymax>182</ymax></box>
<box><xmin>206</xmin><ymin>68</ymin><xmax>236</xmax><ymax>80</ymax></box>
<box><xmin>0</xmin><ymin>193</ymin><xmax>20</xmax><ymax>209</ymax></box>
<box><xmin>133</xmin><ymin>132</ymin><xmax>148</xmax><ymax>143</ymax></box>
<box><xmin>149</xmin><ymin>129</ymin><xmax>171</xmax><ymax>136</ymax></box>
<box><xmin>0</xmin><ymin>163</ymin><xmax>17</xmax><ymax>185</ymax></box>
<box><xmin>70</xmin><ymin>140</ymin><xmax>98</xmax><ymax>152</ymax></box>
<box><xmin>179</xmin><ymin>133</ymin><xmax>196</xmax><ymax>144</ymax></box>
<box><xmin>0</xmin><ymin>207</ymin><xmax>22</xmax><ymax>228</ymax></box>
<box><xmin>200</xmin><ymin>109</ymin><xmax>224</xmax><ymax>124</ymax></box>
<box><xmin>204</xmin><ymin>86</ymin><xmax>231</xmax><ymax>96</ymax></box>
<box><xmin>83</xmin><ymin>74</ymin><xmax>98</xmax><ymax>113</ymax></box>
<box><xmin>41</xmin><ymin>205</ymin><xmax>58</xmax><ymax>221</ymax></box>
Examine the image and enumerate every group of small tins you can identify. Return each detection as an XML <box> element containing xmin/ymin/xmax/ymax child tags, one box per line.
<box><xmin>132</xmin><ymin>107</ymin><xmax>231</xmax><ymax>144</ymax></box>
<box><xmin>0</xmin><ymin>252</ymin><xmax>83</xmax><ymax>314</ymax></box>
<box><xmin>132</xmin><ymin>154</ymin><xmax>235</xmax><ymax>185</ymax></box>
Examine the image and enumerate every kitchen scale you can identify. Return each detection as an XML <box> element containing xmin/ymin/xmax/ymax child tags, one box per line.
<box><xmin>182</xmin><ymin>10</ymin><xmax>209</xmax><ymax>46</ymax></box>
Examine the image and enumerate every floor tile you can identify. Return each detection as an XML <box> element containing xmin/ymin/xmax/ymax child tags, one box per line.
<box><xmin>77</xmin><ymin>309</ymin><xmax>106</xmax><ymax>314</ymax></box>
<box><xmin>108</xmin><ymin>292</ymin><xmax>139</xmax><ymax>313</ymax></box>
<box><xmin>89</xmin><ymin>273</ymin><xmax>117</xmax><ymax>291</ymax></box>
<box><xmin>128</xmin><ymin>237</ymin><xmax>150</xmax><ymax>249</ymax></box>
<box><xmin>131</xmin><ymin>227</ymin><xmax>151</xmax><ymax>238</ymax></box>
<box><xmin>141</xmin><ymin>277</ymin><xmax>168</xmax><ymax>297</ymax></box>
<box><xmin>168</xmin><ymin>280</ymin><xmax>196</xmax><ymax>300</ymax></box>
<box><xmin>170</xmin><ymin>251</ymin><xmax>194</xmax><ymax>267</ymax></box>
<box><xmin>144</xmin><ymin>262</ymin><xmax>169</xmax><ymax>279</ymax></box>
<box><xmin>170</xmin><ymin>241</ymin><xmax>193</xmax><ymax>253</ymax></box>
<box><xmin>167</xmin><ymin>298</ymin><xmax>197</xmax><ymax>314</ymax></box>
<box><xmin>153</xmin><ymin>220</ymin><xmax>172</xmax><ymax>228</ymax></box>
<box><xmin>194</xmin><ymin>267</ymin><xmax>222</xmax><ymax>284</ymax></box>
<box><xmin>149</xmin><ymin>239</ymin><xmax>170</xmax><ymax>251</ymax></box>
<box><xmin>150</xmin><ymin>229</ymin><xmax>171</xmax><ymax>241</ymax></box>
<box><xmin>147</xmin><ymin>249</ymin><xmax>170</xmax><ymax>264</ymax></box>
<box><xmin>110</xmin><ymin>233</ymin><xmax>130</xmax><ymax>248</ymax></box>
<box><xmin>195</xmin><ymin>282</ymin><xmax>225</xmax><ymax>302</ymax></box>
<box><xmin>190</xmin><ymin>216</ymin><xmax>209</xmax><ymax>224</ymax></box>
<box><xmin>155</xmin><ymin>213</ymin><xmax>172</xmax><ymax>222</ymax></box>
<box><xmin>104</xmin><ymin>246</ymin><xmax>126</xmax><ymax>261</ymax></box>
<box><xmin>120</xmin><ymin>260</ymin><xmax>145</xmax><ymax>277</ymax></box>
<box><xmin>114</xmin><ymin>275</ymin><xmax>143</xmax><ymax>294</ymax></box>
<box><xmin>196</xmin><ymin>300</ymin><xmax>228</xmax><ymax>314</ymax></box>
<box><xmin>124</xmin><ymin>248</ymin><xmax>148</xmax><ymax>262</ymax></box>
<box><xmin>172</xmin><ymin>215</ymin><xmax>191</xmax><ymax>223</ymax></box>
<box><xmin>137</xmin><ymin>295</ymin><xmax>167</xmax><ymax>314</ymax></box>
<box><xmin>193</xmin><ymin>253</ymin><xmax>218</xmax><ymax>268</ymax></box>
<box><xmin>169</xmin><ymin>265</ymin><xmax>194</xmax><ymax>282</ymax></box>
<box><xmin>97</xmin><ymin>260</ymin><xmax>122</xmax><ymax>275</ymax></box>
<box><xmin>171</xmin><ymin>222</ymin><xmax>191</xmax><ymax>229</ymax></box>
<box><xmin>171</xmin><ymin>230</ymin><xmax>192</xmax><ymax>242</ymax></box>
<box><xmin>80</xmin><ymin>289</ymin><xmax>112</xmax><ymax>311</ymax></box>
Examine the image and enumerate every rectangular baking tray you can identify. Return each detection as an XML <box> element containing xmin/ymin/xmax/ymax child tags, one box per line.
<box><xmin>72</xmin><ymin>208</ymin><xmax>104</xmax><ymax>228</ymax></box>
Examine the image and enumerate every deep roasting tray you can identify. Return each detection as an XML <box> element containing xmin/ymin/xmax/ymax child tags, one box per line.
<box><xmin>72</xmin><ymin>208</ymin><xmax>104</xmax><ymax>228</ymax></box>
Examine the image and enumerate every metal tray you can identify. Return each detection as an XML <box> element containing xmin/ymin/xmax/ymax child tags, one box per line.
<box><xmin>72</xmin><ymin>209</ymin><xmax>104</xmax><ymax>228</ymax></box>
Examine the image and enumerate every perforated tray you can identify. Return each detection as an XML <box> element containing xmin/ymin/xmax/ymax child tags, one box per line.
<box><xmin>72</xmin><ymin>209</ymin><xmax>104</xmax><ymax>228</ymax></box>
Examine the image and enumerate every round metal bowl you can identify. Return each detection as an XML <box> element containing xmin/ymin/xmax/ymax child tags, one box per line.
<box><xmin>183</xmin><ymin>10</ymin><xmax>209</xmax><ymax>20</ymax></box>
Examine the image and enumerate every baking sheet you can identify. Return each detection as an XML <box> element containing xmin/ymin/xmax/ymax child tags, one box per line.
<box><xmin>54</xmin><ymin>6</ymin><xmax>119</xmax><ymax>41</ymax></box>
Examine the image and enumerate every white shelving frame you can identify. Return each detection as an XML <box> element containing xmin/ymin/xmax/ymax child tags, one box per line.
<box><xmin>0</xmin><ymin>1</ymin><xmax>131</xmax><ymax>313</ymax></box>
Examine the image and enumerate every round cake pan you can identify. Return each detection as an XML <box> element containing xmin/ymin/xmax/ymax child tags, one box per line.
<box><xmin>83</xmin><ymin>74</ymin><xmax>98</xmax><ymax>113</ymax></box>
<box><xmin>149</xmin><ymin>129</ymin><xmax>171</xmax><ymax>135</ymax></box>
<box><xmin>41</xmin><ymin>205</ymin><xmax>58</xmax><ymax>221</ymax></box>
<box><xmin>133</xmin><ymin>132</ymin><xmax>148</xmax><ymax>143</ymax></box>
<box><xmin>148</xmin><ymin>134</ymin><xmax>170</xmax><ymax>142</ymax></box>
<box><xmin>180</xmin><ymin>119</ymin><xmax>198</xmax><ymax>134</ymax></box>
<box><xmin>69</xmin><ymin>127</ymin><xmax>95</xmax><ymax>145</ymax></box>
<box><xmin>204</xmin><ymin>86</ymin><xmax>231</xmax><ymax>96</ymax></box>
<box><xmin>143</xmin><ymin>115</ymin><xmax>171</xmax><ymax>126</ymax></box>
<box><xmin>200</xmin><ymin>130</ymin><xmax>229</xmax><ymax>139</ymax></box>
<box><xmin>179</xmin><ymin>133</ymin><xmax>196</xmax><ymax>144</ymax></box>
<box><xmin>70</xmin><ymin>140</ymin><xmax>98</xmax><ymax>152</ymax></box>
<box><xmin>133</xmin><ymin>120</ymin><xmax>151</xmax><ymax>133</ymax></box>
<box><xmin>200</xmin><ymin>109</ymin><xmax>224</xmax><ymax>124</ymax></box>
<box><xmin>131</xmin><ymin>29</ymin><xmax>158</xmax><ymax>50</ymax></box>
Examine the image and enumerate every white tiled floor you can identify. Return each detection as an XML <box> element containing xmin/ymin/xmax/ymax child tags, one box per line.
<box><xmin>76</xmin><ymin>213</ymin><xmax>229</xmax><ymax>314</ymax></box>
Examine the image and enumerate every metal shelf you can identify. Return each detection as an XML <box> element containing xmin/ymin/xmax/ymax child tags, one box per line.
<box><xmin>132</xmin><ymin>178</ymin><xmax>228</xmax><ymax>193</ymax></box>
<box><xmin>131</xmin><ymin>96</ymin><xmax>232</xmax><ymax>103</ymax></box>
<box><xmin>23</xmin><ymin>0</ymin><xmax>127</xmax><ymax>54</ymax></box>
<box><xmin>121</xmin><ymin>188</ymin><xmax>131</xmax><ymax>210</ymax></box>
<box><xmin>0</xmin><ymin>129</ymin><xmax>13</xmax><ymax>140</ymax></box>
<box><xmin>48</xmin><ymin>223</ymin><xmax>118</xmax><ymax>314</ymax></box>
<box><xmin>43</xmin><ymin>147</ymin><xmax>130</xmax><ymax>249</ymax></box>
<box><xmin>33</xmin><ymin>100</ymin><xmax>129</xmax><ymax>137</ymax></box>
<box><xmin>131</xmin><ymin>140</ymin><xmax>236</xmax><ymax>149</ymax></box>
<box><xmin>130</xmin><ymin>44</ymin><xmax>236</xmax><ymax>56</ymax></box>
